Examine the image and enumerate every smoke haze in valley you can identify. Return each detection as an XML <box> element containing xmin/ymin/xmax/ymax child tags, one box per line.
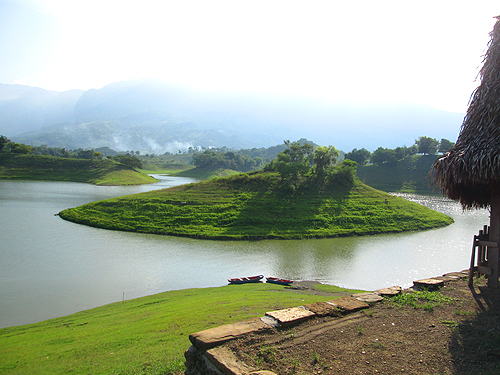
<box><xmin>1</xmin><ymin>80</ymin><xmax>464</xmax><ymax>153</ymax></box>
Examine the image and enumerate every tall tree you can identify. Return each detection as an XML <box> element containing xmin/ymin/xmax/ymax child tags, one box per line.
<box><xmin>345</xmin><ymin>148</ymin><xmax>370</xmax><ymax>166</ymax></box>
<box><xmin>314</xmin><ymin>145</ymin><xmax>339</xmax><ymax>181</ymax></box>
<box><xmin>273</xmin><ymin>140</ymin><xmax>314</xmax><ymax>190</ymax></box>
<box><xmin>415</xmin><ymin>136</ymin><xmax>439</xmax><ymax>155</ymax></box>
<box><xmin>394</xmin><ymin>145</ymin><xmax>416</xmax><ymax>160</ymax></box>
<box><xmin>0</xmin><ymin>135</ymin><xmax>10</xmax><ymax>152</ymax></box>
<box><xmin>371</xmin><ymin>147</ymin><xmax>397</xmax><ymax>165</ymax></box>
<box><xmin>439</xmin><ymin>138</ymin><xmax>455</xmax><ymax>153</ymax></box>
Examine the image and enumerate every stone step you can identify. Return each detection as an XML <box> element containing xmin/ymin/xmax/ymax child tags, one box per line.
<box><xmin>373</xmin><ymin>286</ymin><xmax>402</xmax><ymax>296</ymax></box>
<box><xmin>327</xmin><ymin>296</ymin><xmax>369</xmax><ymax>312</ymax></box>
<box><xmin>443</xmin><ymin>271</ymin><xmax>468</xmax><ymax>279</ymax></box>
<box><xmin>265</xmin><ymin>306</ymin><xmax>315</xmax><ymax>327</ymax></box>
<box><xmin>303</xmin><ymin>301</ymin><xmax>341</xmax><ymax>317</ymax></box>
<box><xmin>352</xmin><ymin>292</ymin><xmax>384</xmax><ymax>303</ymax></box>
<box><xmin>189</xmin><ymin>317</ymin><xmax>270</xmax><ymax>350</ymax></box>
<box><xmin>206</xmin><ymin>346</ymin><xmax>256</xmax><ymax>375</ymax></box>
<box><xmin>413</xmin><ymin>278</ymin><xmax>445</xmax><ymax>290</ymax></box>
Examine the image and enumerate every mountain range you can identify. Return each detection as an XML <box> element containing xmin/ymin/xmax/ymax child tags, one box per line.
<box><xmin>0</xmin><ymin>79</ymin><xmax>465</xmax><ymax>153</ymax></box>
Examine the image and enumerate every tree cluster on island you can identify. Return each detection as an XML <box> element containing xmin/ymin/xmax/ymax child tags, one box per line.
<box><xmin>263</xmin><ymin>140</ymin><xmax>357</xmax><ymax>193</ymax></box>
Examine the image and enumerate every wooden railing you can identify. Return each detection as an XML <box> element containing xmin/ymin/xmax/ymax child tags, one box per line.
<box><xmin>469</xmin><ymin>225</ymin><xmax>499</xmax><ymax>286</ymax></box>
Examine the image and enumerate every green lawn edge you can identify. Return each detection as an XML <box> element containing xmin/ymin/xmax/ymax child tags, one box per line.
<box><xmin>59</xmin><ymin>172</ymin><xmax>454</xmax><ymax>240</ymax></box>
<box><xmin>0</xmin><ymin>283</ymin><xmax>363</xmax><ymax>375</ymax></box>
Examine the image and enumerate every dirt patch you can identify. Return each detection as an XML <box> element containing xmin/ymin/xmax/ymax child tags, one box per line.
<box><xmin>225</xmin><ymin>277</ymin><xmax>500</xmax><ymax>374</ymax></box>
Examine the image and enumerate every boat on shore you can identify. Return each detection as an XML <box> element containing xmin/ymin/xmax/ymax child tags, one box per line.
<box><xmin>266</xmin><ymin>277</ymin><xmax>293</xmax><ymax>286</ymax></box>
<box><xmin>228</xmin><ymin>275</ymin><xmax>264</xmax><ymax>284</ymax></box>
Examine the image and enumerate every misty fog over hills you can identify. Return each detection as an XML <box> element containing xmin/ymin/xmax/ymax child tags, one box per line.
<box><xmin>0</xmin><ymin>79</ymin><xmax>465</xmax><ymax>153</ymax></box>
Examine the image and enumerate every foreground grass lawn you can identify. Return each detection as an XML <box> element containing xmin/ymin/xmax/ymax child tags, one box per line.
<box><xmin>0</xmin><ymin>283</ymin><xmax>356</xmax><ymax>375</ymax></box>
<box><xmin>59</xmin><ymin>172</ymin><xmax>454</xmax><ymax>240</ymax></box>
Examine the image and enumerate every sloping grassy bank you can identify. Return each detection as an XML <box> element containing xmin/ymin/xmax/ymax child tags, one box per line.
<box><xmin>0</xmin><ymin>283</ymin><xmax>361</xmax><ymax>375</ymax></box>
<box><xmin>356</xmin><ymin>154</ymin><xmax>438</xmax><ymax>193</ymax></box>
<box><xmin>59</xmin><ymin>172</ymin><xmax>453</xmax><ymax>240</ymax></box>
<box><xmin>0</xmin><ymin>154</ymin><xmax>156</xmax><ymax>185</ymax></box>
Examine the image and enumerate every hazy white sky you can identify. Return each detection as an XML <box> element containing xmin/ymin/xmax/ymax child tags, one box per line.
<box><xmin>1</xmin><ymin>0</ymin><xmax>498</xmax><ymax>113</ymax></box>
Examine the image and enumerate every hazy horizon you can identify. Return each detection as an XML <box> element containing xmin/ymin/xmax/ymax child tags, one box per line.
<box><xmin>1</xmin><ymin>0</ymin><xmax>499</xmax><ymax>114</ymax></box>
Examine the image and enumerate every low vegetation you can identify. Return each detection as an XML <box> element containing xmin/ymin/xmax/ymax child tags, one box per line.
<box><xmin>387</xmin><ymin>289</ymin><xmax>455</xmax><ymax>311</ymax></box>
<box><xmin>0</xmin><ymin>283</ymin><xmax>358</xmax><ymax>375</ymax></box>
<box><xmin>59</xmin><ymin>170</ymin><xmax>453</xmax><ymax>240</ymax></box>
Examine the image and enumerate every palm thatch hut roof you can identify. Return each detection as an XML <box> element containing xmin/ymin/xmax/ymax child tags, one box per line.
<box><xmin>432</xmin><ymin>17</ymin><xmax>500</xmax><ymax>209</ymax></box>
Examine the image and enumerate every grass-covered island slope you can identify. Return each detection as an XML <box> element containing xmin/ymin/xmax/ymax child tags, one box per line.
<box><xmin>0</xmin><ymin>153</ymin><xmax>157</xmax><ymax>185</ymax></box>
<box><xmin>59</xmin><ymin>171</ymin><xmax>453</xmax><ymax>240</ymax></box>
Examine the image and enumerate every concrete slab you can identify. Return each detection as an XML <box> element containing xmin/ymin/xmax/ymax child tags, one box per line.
<box><xmin>265</xmin><ymin>307</ymin><xmax>315</xmax><ymax>327</ymax></box>
<box><xmin>189</xmin><ymin>317</ymin><xmax>270</xmax><ymax>350</ymax></box>
<box><xmin>303</xmin><ymin>301</ymin><xmax>341</xmax><ymax>317</ymax></box>
<box><xmin>206</xmin><ymin>346</ymin><xmax>256</xmax><ymax>375</ymax></box>
<box><xmin>373</xmin><ymin>286</ymin><xmax>402</xmax><ymax>296</ymax></box>
<box><xmin>352</xmin><ymin>292</ymin><xmax>384</xmax><ymax>303</ymax></box>
<box><xmin>327</xmin><ymin>296</ymin><xmax>369</xmax><ymax>312</ymax></box>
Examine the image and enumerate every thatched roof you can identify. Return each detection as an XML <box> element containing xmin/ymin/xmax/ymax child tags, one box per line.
<box><xmin>432</xmin><ymin>17</ymin><xmax>500</xmax><ymax>209</ymax></box>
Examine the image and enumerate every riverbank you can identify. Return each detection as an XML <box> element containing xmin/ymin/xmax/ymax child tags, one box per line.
<box><xmin>0</xmin><ymin>282</ymin><xmax>363</xmax><ymax>375</ymax></box>
<box><xmin>58</xmin><ymin>172</ymin><xmax>454</xmax><ymax>240</ymax></box>
<box><xmin>188</xmin><ymin>273</ymin><xmax>500</xmax><ymax>375</ymax></box>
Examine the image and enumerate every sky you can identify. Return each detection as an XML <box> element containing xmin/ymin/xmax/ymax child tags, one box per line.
<box><xmin>0</xmin><ymin>0</ymin><xmax>498</xmax><ymax>113</ymax></box>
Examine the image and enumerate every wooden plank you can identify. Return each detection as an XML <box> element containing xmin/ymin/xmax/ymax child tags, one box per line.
<box><xmin>476</xmin><ymin>240</ymin><xmax>498</xmax><ymax>248</ymax></box>
<box><xmin>470</xmin><ymin>237</ymin><xmax>477</xmax><ymax>286</ymax></box>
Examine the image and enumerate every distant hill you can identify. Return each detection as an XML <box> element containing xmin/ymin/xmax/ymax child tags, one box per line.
<box><xmin>0</xmin><ymin>84</ymin><xmax>84</xmax><ymax>135</ymax></box>
<box><xmin>2</xmin><ymin>79</ymin><xmax>465</xmax><ymax>153</ymax></box>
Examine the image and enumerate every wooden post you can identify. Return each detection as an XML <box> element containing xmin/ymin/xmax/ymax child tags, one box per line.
<box><xmin>477</xmin><ymin>230</ymin><xmax>483</xmax><ymax>266</ymax></box>
<box><xmin>488</xmin><ymin>192</ymin><xmax>500</xmax><ymax>288</ymax></box>
<box><xmin>469</xmin><ymin>235</ymin><xmax>477</xmax><ymax>287</ymax></box>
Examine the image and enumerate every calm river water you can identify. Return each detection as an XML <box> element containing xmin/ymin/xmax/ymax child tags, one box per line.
<box><xmin>0</xmin><ymin>176</ymin><xmax>490</xmax><ymax>328</ymax></box>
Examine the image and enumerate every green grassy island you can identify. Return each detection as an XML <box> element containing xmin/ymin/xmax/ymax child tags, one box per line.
<box><xmin>59</xmin><ymin>171</ymin><xmax>453</xmax><ymax>240</ymax></box>
<box><xmin>0</xmin><ymin>154</ymin><xmax>157</xmax><ymax>185</ymax></box>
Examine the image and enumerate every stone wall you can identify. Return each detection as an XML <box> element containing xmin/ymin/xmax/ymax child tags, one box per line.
<box><xmin>184</xmin><ymin>271</ymin><xmax>468</xmax><ymax>375</ymax></box>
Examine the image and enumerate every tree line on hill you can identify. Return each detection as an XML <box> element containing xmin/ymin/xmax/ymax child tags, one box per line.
<box><xmin>345</xmin><ymin>136</ymin><xmax>454</xmax><ymax>166</ymax></box>
<box><xmin>0</xmin><ymin>134</ymin><xmax>454</xmax><ymax>175</ymax></box>
<box><xmin>191</xmin><ymin>149</ymin><xmax>264</xmax><ymax>172</ymax></box>
<box><xmin>189</xmin><ymin>136</ymin><xmax>453</xmax><ymax>171</ymax></box>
